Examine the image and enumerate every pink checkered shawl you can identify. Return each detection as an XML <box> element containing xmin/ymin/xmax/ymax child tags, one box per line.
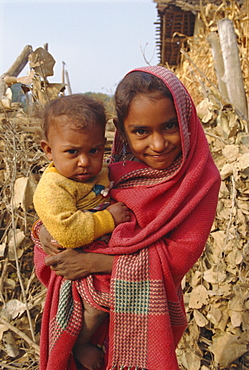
<box><xmin>33</xmin><ymin>66</ymin><xmax>220</xmax><ymax>370</ymax></box>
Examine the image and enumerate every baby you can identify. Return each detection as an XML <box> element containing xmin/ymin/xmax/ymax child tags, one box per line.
<box><xmin>33</xmin><ymin>93</ymin><xmax>130</xmax><ymax>369</ymax></box>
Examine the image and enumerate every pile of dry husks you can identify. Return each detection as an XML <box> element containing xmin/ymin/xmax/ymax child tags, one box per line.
<box><xmin>177</xmin><ymin>101</ymin><xmax>249</xmax><ymax>370</ymax></box>
<box><xmin>173</xmin><ymin>1</ymin><xmax>249</xmax><ymax>369</ymax></box>
<box><xmin>0</xmin><ymin>108</ymin><xmax>46</xmax><ymax>369</ymax></box>
<box><xmin>0</xmin><ymin>101</ymin><xmax>115</xmax><ymax>369</ymax></box>
<box><xmin>0</xmin><ymin>2</ymin><xmax>249</xmax><ymax>369</ymax></box>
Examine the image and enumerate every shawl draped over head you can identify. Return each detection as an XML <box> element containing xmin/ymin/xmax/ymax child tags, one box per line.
<box><xmin>33</xmin><ymin>66</ymin><xmax>221</xmax><ymax>370</ymax></box>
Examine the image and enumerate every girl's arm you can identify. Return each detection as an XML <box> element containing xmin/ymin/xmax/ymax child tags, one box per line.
<box><xmin>39</xmin><ymin>224</ymin><xmax>114</xmax><ymax>280</ymax></box>
<box><xmin>45</xmin><ymin>249</ymin><xmax>114</xmax><ymax>280</ymax></box>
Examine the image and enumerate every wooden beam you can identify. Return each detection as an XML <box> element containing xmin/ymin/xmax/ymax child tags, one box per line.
<box><xmin>217</xmin><ymin>18</ymin><xmax>248</xmax><ymax>120</ymax></box>
<box><xmin>162</xmin><ymin>13</ymin><xmax>166</xmax><ymax>64</ymax></box>
<box><xmin>0</xmin><ymin>45</ymin><xmax>33</xmax><ymax>100</ymax></box>
<box><xmin>207</xmin><ymin>32</ymin><xmax>229</xmax><ymax>101</ymax></box>
<box><xmin>6</xmin><ymin>45</ymin><xmax>33</xmax><ymax>77</ymax></box>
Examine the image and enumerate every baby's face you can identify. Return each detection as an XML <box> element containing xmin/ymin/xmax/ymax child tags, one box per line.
<box><xmin>42</xmin><ymin>116</ymin><xmax>106</xmax><ymax>182</ymax></box>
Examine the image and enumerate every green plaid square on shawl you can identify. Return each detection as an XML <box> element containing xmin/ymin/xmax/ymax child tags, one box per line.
<box><xmin>114</xmin><ymin>279</ymin><xmax>150</xmax><ymax>315</ymax></box>
<box><xmin>50</xmin><ymin>280</ymin><xmax>82</xmax><ymax>352</ymax></box>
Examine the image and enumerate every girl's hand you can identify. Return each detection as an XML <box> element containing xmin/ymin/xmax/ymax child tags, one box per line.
<box><xmin>39</xmin><ymin>224</ymin><xmax>63</xmax><ymax>255</ymax></box>
<box><xmin>45</xmin><ymin>249</ymin><xmax>114</xmax><ymax>280</ymax></box>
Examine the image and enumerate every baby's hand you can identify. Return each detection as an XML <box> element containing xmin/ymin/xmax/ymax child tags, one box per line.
<box><xmin>107</xmin><ymin>202</ymin><xmax>130</xmax><ymax>226</ymax></box>
<box><xmin>39</xmin><ymin>225</ymin><xmax>64</xmax><ymax>255</ymax></box>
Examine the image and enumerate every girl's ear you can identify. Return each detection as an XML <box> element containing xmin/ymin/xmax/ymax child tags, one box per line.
<box><xmin>40</xmin><ymin>140</ymin><xmax>53</xmax><ymax>161</ymax></box>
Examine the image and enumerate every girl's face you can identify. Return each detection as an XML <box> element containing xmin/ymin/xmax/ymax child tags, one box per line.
<box><xmin>123</xmin><ymin>94</ymin><xmax>182</xmax><ymax>170</ymax></box>
<box><xmin>41</xmin><ymin>115</ymin><xmax>106</xmax><ymax>182</ymax></box>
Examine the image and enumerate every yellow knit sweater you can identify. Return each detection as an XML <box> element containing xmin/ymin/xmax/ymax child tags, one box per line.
<box><xmin>33</xmin><ymin>162</ymin><xmax>115</xmax><ymax>249</ymax></box>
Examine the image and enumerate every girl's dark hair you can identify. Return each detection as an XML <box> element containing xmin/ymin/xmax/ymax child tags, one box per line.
<box><xmin>114</xmin><ymin>71</ymin><xmax>173</xmax><ymax>135</ymax></box>
<box><xmin>42</xmin><ymin>93</ymin><xmax>106</xmax><ymax>139</ymax></box>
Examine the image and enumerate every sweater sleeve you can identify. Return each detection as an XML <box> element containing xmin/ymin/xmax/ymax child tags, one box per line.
<box><xmin>33</xmin><ymin>171</ymin><xmax>115</xmax><ymax>249</ymax></box>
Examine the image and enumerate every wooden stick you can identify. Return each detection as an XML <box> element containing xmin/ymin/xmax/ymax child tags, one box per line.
<box><xmin>0</xmin><ymin>317</ymin><xmax>40</xmax><ymax>355</ymax></box>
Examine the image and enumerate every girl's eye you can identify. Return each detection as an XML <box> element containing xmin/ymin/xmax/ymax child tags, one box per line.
<box><xmin>164</xmin><ymin>121</ymin><xmax>178</xmax><ymax>131</ymax></box>
<box><xmin>134</xmin><ymin>128</ymin><xmax>147</xmax><ymax>136</ymax></box>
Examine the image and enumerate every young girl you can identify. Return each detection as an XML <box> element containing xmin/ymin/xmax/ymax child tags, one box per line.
<box><xmin>33</xmin><ymin>66</ymin><xmax>221</xmax><ymax>370</ymax></box>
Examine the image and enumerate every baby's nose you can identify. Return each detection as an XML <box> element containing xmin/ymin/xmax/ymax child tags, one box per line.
<box><xmin>78</xmin><ymin>154</ymin><xmax>90</xmax><ymax>167</ymax></box>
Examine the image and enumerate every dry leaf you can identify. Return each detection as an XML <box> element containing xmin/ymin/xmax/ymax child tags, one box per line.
<box><xmin>189</xmin><ymin>285</ymin><xmax>209</xmax><ymax>309</ymax></box>
<box><xmin>207</xmin><ymin>305</ymin><xmax>222</xmax><ymax>325</ymax></box>
<box><xmin>13</xmin><ymin>177</ymin><xmax>36</xmax><ymax>211</ymax></box>
<box><xmin>191</xmin><ymin>270</ymin><xmax>202</xmax><ymax>287</ymax></box>
<box><xmin>228</xmin><ymin>294</ymin><xmax>244</xmax><ymax>312</ymax></box>
<box><xmin>226</xmin><ymin>249</ymin><xmax>243</xmax><ymax>265</ymax></box>
<box><xmin>220</xmin><ymin>163</ymin><xmax>235</xmax><ymax>179</ymax></box>
<box><xmin>237</xmin><ymin>152</ymin><xmax>249</xmax><ymax>171</ymax></box>
<box><xmin>217</xmin><ymin>310</ymin><xmax>229</xmax><ymax>332</ymax></box>
<box><xmin>194</xmin><ymin>309</ymin><xmax>209</xmax><ymax>327</ymax></box>
<box><xmin>3</xmin><ymin>299</ymin><xmax>26</xmax><ymax>320</ymax></box>
<box><xmin>2</xmin><ymin>332</ymin><xmax>20</xmax><ymax>358</ymax></box>
<box><xmin>230</xmin><ymin>310</ymin><xmax>243</xmax><ymax>328</ymax></box>
<box><xmin>209</xmin><ymin>332</ymin><xmax>248</xmax><ymax>367</ymax></box>
<box><xmin>7</xmin><ymin>229</ymin><xmax>25</xmax><ymax>260</ymax></box>
<box><xmin>219</xmin><ymin>181</ymin><xmax>229</xmax><ymax>197</ymax></box>
<box><xmin>203</xmin><ymin>267</ymin><xmax>227</xmax><ymax>284</ymax></box>
<box><xmin>222</xmin><ymin>144</ymin><xmax>240</xmax><ymax>161</ymax></box>
<box><xmin>216</xmin><ymin>111</ymin><xmax>230</xmax><ymax>137</ymax></box>
<box><xmin>177</xmin><ymin>348</ymin><xmax>202</xmax><ymax>370</ymax></box>
<box><xmin>196</xmin><ymin>98</ymin><xmax>214</xmax><ymax>123</ymax></box>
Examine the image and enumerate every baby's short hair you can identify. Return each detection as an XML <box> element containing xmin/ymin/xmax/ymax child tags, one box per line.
<box><xmin>42</xmin><ymin>94</ymin><xmax>106</xmax><ymax>139</ymax></box>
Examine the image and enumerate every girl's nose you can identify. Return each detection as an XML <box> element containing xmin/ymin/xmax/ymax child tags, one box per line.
<box><xmin>150</xmin><ymin>133</ymin><xmax>167</xmax><ymax>152</ymax></box>
<box><xmin>78</xmin><ymin>154</ymin><xmax>90</xmax><ymax>167</ymax></box>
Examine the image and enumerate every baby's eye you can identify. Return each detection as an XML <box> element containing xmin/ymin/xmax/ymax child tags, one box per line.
<box><xmin>66</xmin><ymin>149</ymin><xmax>77</xmax><ymax>155</ymax></box>
<box><xmin>90</xmin><ymin>148</ymin><xmax>100</xmax><ymax>154</ymax></box>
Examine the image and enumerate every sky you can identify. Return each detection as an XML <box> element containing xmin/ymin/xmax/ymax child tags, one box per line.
<box><xmin>0</xmin><ymin>0</ymin><xmax>159</xmax><ymax>95</ymax></box>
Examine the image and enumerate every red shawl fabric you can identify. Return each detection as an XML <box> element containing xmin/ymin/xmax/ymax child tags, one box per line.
<box><xmin>33</xmin><ymin>66</ymin><xmax>221</xmax><ymax>370</ymax></box>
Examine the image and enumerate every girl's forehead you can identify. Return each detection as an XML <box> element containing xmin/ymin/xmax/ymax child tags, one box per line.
<box><xmin>125</xmin><ymin>95</ymin><xmax>177</xmax><ymax>131</ymax></box>
<box><xmin>129</xmin><ymin>93</ymin><xmax>176</xmax><ymax>112</ymax></box>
